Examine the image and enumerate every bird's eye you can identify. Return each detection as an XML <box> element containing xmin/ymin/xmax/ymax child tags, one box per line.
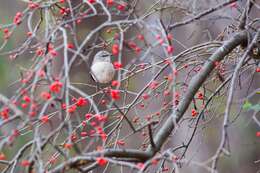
<box><xmin>102</xmin><ymin>54</ymin><xmax>110</xmax><ymax>57</ymax></box>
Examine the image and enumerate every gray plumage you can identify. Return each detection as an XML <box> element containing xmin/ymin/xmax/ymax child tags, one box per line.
<box><xmin>91</xmin><ymin>51</ymin><xmax>115</xmax><ymax>84</ymax></box>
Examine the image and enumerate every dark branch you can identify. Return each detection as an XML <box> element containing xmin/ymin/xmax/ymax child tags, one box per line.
<box><xmin>168</xmin><ymin>0</ymin><xmax>238</xmax><ymax>30</ymax></box>
<box><xmin>147</xmin><ymin>30</ymin><xmax>249</xmax><ymax>154</ymax></box>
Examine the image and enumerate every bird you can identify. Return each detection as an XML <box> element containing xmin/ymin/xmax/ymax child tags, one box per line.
<box><xmin>90</xmin><ymin>51</ymin><xmax>115</xmax><ymax>84</ymax></box>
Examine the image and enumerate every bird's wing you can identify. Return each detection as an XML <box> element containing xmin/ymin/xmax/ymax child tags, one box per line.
<box><xmin>90</xmin><ymin>68</ymin><xmax>98</xmax><ymax>82</ymax></box>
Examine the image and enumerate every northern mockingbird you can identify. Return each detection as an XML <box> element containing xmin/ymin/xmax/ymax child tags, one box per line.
<box><xmin>91</xmin><ymin>51</ymin><xmax>115</xmax><ymax>84</ymax></box>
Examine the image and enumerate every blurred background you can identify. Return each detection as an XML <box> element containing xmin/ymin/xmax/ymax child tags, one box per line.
<box><xmin>0</xmin><ymin>0</ymin><xmax>260</xmax><ymax>173</ymax></box>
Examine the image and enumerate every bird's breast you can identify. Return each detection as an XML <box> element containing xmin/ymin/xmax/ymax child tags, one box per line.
<box><xmin>91</xmin><ymin>62</ymin><xmax>115</xmax><ymax>83</ymax></box>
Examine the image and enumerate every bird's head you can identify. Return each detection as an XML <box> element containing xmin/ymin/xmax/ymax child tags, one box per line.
<box><xmin>93</xmin><ymin>51</ymin><xmax>112</xmax><ymax>63</ymax></box>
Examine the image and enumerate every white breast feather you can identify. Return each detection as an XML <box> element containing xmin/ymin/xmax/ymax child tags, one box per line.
<box><xmin>91</xmin><ymin>62</ymin><xmax>115</xmax><ymax>83</ymax></box>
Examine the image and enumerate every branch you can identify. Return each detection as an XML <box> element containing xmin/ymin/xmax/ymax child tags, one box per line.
<box><xmin>49</xmin><ymin>149</ymin><xmax>152</xmax><ymax>173</ymax></box>
<box><xmin>48</xmin><ymin>30</ymin><xmax>249</xmax><ymax>173</ymax></box>
<box><xmin>211</xmin><ymin>29</ymin><xmax>260</xmax><ymax>172</ymax></box>
<box><xmin>147</xmin><ymin>31</ymin><xmax>249</xmax><ymax>154</ymax></box>
<box><xmin>0</xmin><ymin>94</ymin><xmax>23</xmax><ymax>116</ymax></box>
<box><xmin>168</xmin><ymin>0</ymin><xmax>238</xmax><ymax>30</ymax></box>
<box><xmin>238</xmin><ymin>0</ymin><xmax>254</xmax><ymax>30</ymax></box>
<box><xmin>148</xmin><ymin>124</ymin><xmax>156</xmax><ymax>149</ymax></box>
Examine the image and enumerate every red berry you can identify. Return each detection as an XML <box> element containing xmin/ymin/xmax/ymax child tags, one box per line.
<box><xmin>106</xmin><ymin>0</ymin><xmax>114</xmax><ymax>6</ymax></box>
<box><xmin>27</xmin><ymin>32</ymin><xmax>32</xmax><ymax>37</ymax></box>
<box><xmin>191</xmin><ymin>109</ymin><xmax>198</xmax><ymax>117</ymax></box>
<box><xmin>197</xmin><ymin>92</ymin><xmax>204</xmax><ymax>100</ymax></box>
<box><xmin>64</xmin><ymin>143</ymin><xmax>72</xmax><ymax>149</ymax></box>
<box><xmin>0</xmin><ymin>108</ymin><xmax>9</xmax><ymax>120</ymax></box>
<box><xmin>76</xmin><ymin>97</ymin><xmax>88</xmax><ymax>107</ymax></box>
<box><xmin>167</xmin><ymin>34</ymin><xmax>173</xmax><ymax>40</ymax></box>
<box><xmin>49</xmin><ymin>156</ymin><xmax>57</xmax><ymax>164</ymax></box>
<box><xmin>81</xmin><ymin>121</ymin><xmax>87</xmax><ymax>126</ymax></box>
<box><xmin>49</xmin><ymin>81</ymin><xmax>63</xmax><ymax>93</ymax></box>
<box><xmin>117</xmin><ymin>4</ymin><xmax>126</xmax><ymax>11</ymax></box>
<box><xmin>149</xmin><ymin>81</ymin><xmax>159</xmax><ymax>89</ymax></box>
<box><xmin>113</xmin><ymin>61</ymin><xmax>122</xmax><ymax>70</ymax></box>
<box><xmin>13</xmin><ymin>12</ymin><xmax>23</xmax><ymax>25</ymax></box>
<box><xmin>96</xmin><ymin>157</ymin><xmax>107</xmax><ymax>166</ymax></box>
<box><xmin>135</xmin><ymin>47</ymin><xmax>141</xmax><ymax>54</ymax></box>
<box><xmin>71</xmin><ymin>134</ymin><xmax>77</xmax><ymax>141</ymax></box>
<box><xmin>110</xmin><ymin>90</ymin><xmax>120</xmax><ymax>100</ymax></box>
<box><xmin>0</xmin><ymin>153</ymin><xmax>6</xmax><ymax>160</ymax></box>
<box><xmin>132</xmin><ymin>116</ymin><xmax>140</xmax><ymax>123</ymax></box>
<box><xmin>164</xmin><ymin>90</ymin><xmax>171</xmax><ymax>96</ymax></box>
<box><xmin>13</xmin><ymin>129</ymin><xmax>20</xmax><ymax>137</ymax></box>
<box><xmin>128</xmin><ymin>41</ymin><xmax>137</xmax><ymax>49</ymax></box>
<box><xmin>95</xmin><ymin>114</ymin><xmax>107</xmax><ymax>122</ymax></box>
<box><xmin>3</xmin><ymin>28</ymin><xmax>9</xmax><ymax>34</ymax></box>
<box><xmin>23</xmin><ymin>95</ymin><xmax>31</xmax><ymax>103</ymax></box>
<box><xmin>50</xmin><ymin>50</ymin><xmax>58</xmax><ymax>57</ymax></box>
<box><xmin>136</xmin><ymin>163</ymin><xmax>144</xmax><ymax>170</ymax></box>
<box><xmin>36</xmin><ymin>47</ymin><xmax>44</xmax><ymax>56</ymax></box>
<box><xmin>40</xmin><ymin>115</ymin><xmax>49</xmax><ymax>123</ymax></box>
<box><xmin>139</xmin><ymin>63</ymin><xmax>146</xmax><ymax>69</ymax></box>
<box><xmin>162</xmin><ymin>167</ymin><xmax>169</xmax><ymax>172</ymax></box>
<box><xmin>116</xmin><ymin>140</ymin><xmax>125</xmax><ymax>146</ymax></box>
<box><xmin>137</xmin><ymin>34</ymin><xmax>144</xmax><ymax>40</ymax></box>
<box><xmin>156</xmin><ymin>34</ymin><xmax>161</xmax><ymax>40</ymax></box>
<box><xmin>230</xmin><ymin>2</ymin><xmax>237</xmax><ymax>8</ymax></box>
<box><xmin>67</xmin><ymin>105</ymin><xmax>77</xmax><ymax>113</ymax></box>
<box><xmin>159</xmin><ymin>39</ymin><xmax>164</xmax><ymax>45</ymax></box>
<box><xmin>59</xmin><ymin>8</ymin><xmax>66</xmax><ymax>15</ymax></box>
<box><xmin>151</xmin><ymin>159</ymin><xmax>158</xmax><ymax>165</ymax></box>
<box><xmin>85</xmin><ymin>113</ymin><xmax>92</xmax><ymax>120</ymax></box>
<box><xmin>173</xmin><ymin>68</ymin><xmax>178</xmax><ymax>75</ymax></box>
<box><xmin>114</xmin><ymin>33</ymin><xmax>120</xmax><ymax>40</ymax></box>
<box><xmin>101</xmin><ymin>99</ymin><xmax>107</xmax><ymax>105</ymax></box>
<box><xmin>29</xmin><ymin>111</ymin><xmax>36</xmax><ymax>117</ymax></box>
<box><xmin>88</xmin><ymin>0</ymin><xmax>96</xmax><ymax>3</ymax></box>
<box><xmin>100</xmin><ymin>132</ymin><xmax>107</xmax><ymax>141</ymax></box>
<box><xmin>90</xmin><ymin>121</ymin><xmax>97</xmax><ymax>127</ymax></box>
<box><xmin>112</xmin><ymin>44</ymin><xmax>119</xmax><ymax>56</ymax></box>
<box><xmin>40</xmin><ymin>91</ymin><xmax>51</xmax><ymax>100</ymax></box>
<box><xmin>76</xmin><ymin>19</ymin><xmax>82</xmax><ymax>24</ymax></box>
<box><xmin>28</xmin><ymin>2</ymin><xmax>39</xmax><ymax>9</ymax></box>
<box><xmin>21</xmin><ymin>103</ymin><xmax>28</xmax><ymax>109</ymax></box>
<box><xmin>142</xmin><ymin>93</ymin><xmax>149</xmax><ymax>100</ymax></box>
<box><xmin>67</xmin><ymin>43</ymin><xmax>74</xmax><ymax>49</ymax></box>
<box><xmin>111</xmin><ymin>80</ymin><xmax>120</xmax><ymax>87</ymax></box>
<box><xmin>167</xmin><ymin>45</ymin><xmax>174</xmax><ymax>54</ymax></box>
<box><xmin>139</xmin><ymin>103</ymin><xmax>145</xmax><ymax>108</ymax></box>
<box><xmin>81</xmin><ymin>131</ymin><xmax>87</xmax><ymax>137</ymax></box>
<box><xmin>72</xmin><ymin>97</ymin><xmax>77</xmax><ymax>102</ymax></box>
<box><xmin>21</xmin><ymin>160</ymin><xmax>30</xmax><ymax>167</ymax></box>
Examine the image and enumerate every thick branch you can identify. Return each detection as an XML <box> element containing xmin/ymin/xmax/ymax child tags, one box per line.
<box><xmin>147</xmin><ymin>31</ymin><xmax>249</xmax><ymax>153</ymax></box>
<box><xmin>49</xmin><ymin>149</ymin><xmax>152</xmax><ymax>173</ymax></box>
<box><xmin>48</xmin><ymin>31</ymin><xmax>249</xmax><ymax>173</ymax></box>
